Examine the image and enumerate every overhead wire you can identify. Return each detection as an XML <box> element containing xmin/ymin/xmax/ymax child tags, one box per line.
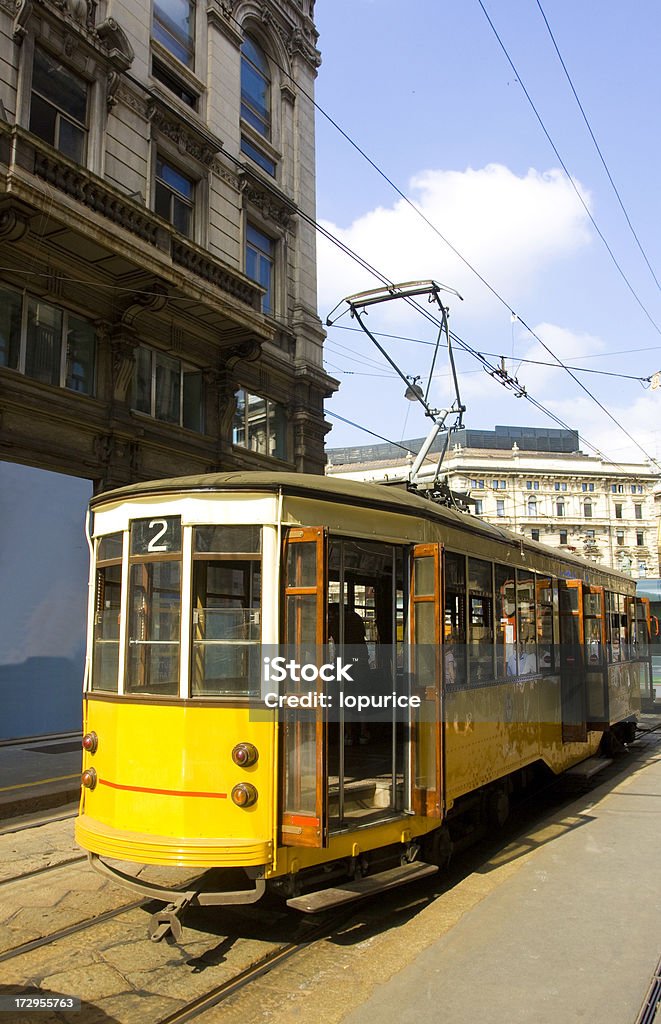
<box><xmin>321</xmin><ymin>323</ymin><xmax>661</xmax><ymax>366</ymax></box>
<box><xmin>329</xmin><ymin>325</ymin><xmax>652</xmax><ymax>383</ymax></box>
<box><xmin>534</xmin><ymin>0</ymin><xmax>661</xmax><ymax>293</ymax></box>
<box><xmin>475</xmin><ymin>0</ymin><xmax>661</xmax><ymax>337</ymax></box>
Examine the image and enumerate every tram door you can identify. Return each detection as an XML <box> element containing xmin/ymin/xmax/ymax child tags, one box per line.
<box><xmin>584</xmin><ymin>585</ymin><xmax>608</xmax><ymax>729</ymax></box>
<box><xmin>558</xmin><ymin>579</ymin><xmax>587</xmax><ymax>742</ymax></box>
<box><xmin>410</xmin><ymin>545</ymin><xmax>443</xmax><ymax>818</ymax></box>
<box><xmin>326</xmin><ymin>539</ymin><xmax>408</xmax><ymax>829</ymax></box>
<box><xmin>281</xmin><ymin>527</ymin><xmax>328</xmax><ymax>848</ymax></box>
<box><xmin>630</xmin><ymin>597</ymin><xmax>654</xmax><ymax>704</ymax></box>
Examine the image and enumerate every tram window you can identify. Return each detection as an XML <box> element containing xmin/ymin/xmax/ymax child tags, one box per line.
<box><xmin>195</xmin><ymin>525</ymin><xmax>260</xmax><ymax>553</ymax></box>
<box><xmin>126</xmin><ymin>561</ymin><xmax>181</xmax><ymax>695</ymax></box>
<box><xmin>98</xmin><ymin>533</ymin><xmax>123</xmax><ymax>562</ymax></box>
<box><xmin>468</xmin><ymin>558</ymin><xmax>493</xmax><ymax>684</ymax></box>
<box><xmin>515</xmin><ymin>571</ymin><xmax>537</xmax><ymax>675</ymax></box>
<box><xmin>536</xmin><ymin>577</ymin><xmax>557</xmax><ymax>673</ymax></box>
<box><xmin>607</xmin><ymin>592</ymin><xmax>628</xmax><ymax>663</ymax></box>
<box><xmin>631</xmin><ymin>600</ymin><xmax>649</xmax><ymax>658</ymax></box>
<box><xmin>444</xmin><ymin>552</ymin><xmax>466</xmax><ymax>687</ymax></box>
<box><xmin>607</xmin><ymin>592</ymin><xmax>620</xmax><ymax>662</ymax></box>
<box><xmin>130</xmin><ymin>516</ymin><xmax>182</xmax><ymax>556</ymax></box>
<box><xmin>583</xmin><ymin>591</ymin><xmax>603</xmax><ymax>667</ymax></box>
<box><xmin>559</xmin><ymin>587</ymin><xmax>579</xmax><ymax>614</ymax></box>
<box><xmin>191</xmin><ymin>526</ymin><xmax>261</xmax><ymax>697</ymax></box>
<box><xmin>92</xmin><ymin>532</ymin><xmax>123</xmax><ymax>692</ymax></box>
<box><xmin>495</xmin><ymin>564</ymin><xmax>514</xmax><ymax>680</ymax></box>
<box><xmin>286</xmin><ymin>540</ymin><xmax>317</xmax><ymax>589</ymax></box>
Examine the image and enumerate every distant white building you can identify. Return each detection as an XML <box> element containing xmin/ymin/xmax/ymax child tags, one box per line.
<box><xmin>327</xmin><ymin>425</ymin><xmax>661</xmax><ymax>579</ymax></box>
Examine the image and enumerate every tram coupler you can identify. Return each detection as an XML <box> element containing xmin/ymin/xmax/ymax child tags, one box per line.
<box><xmin>148</xmin><ymin>893</ymin><xmax>194</xmax><ymax>943</ymax></box>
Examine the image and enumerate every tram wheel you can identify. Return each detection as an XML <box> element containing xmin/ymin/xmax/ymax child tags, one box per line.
<box><xmin>486</xmin><ymin>786</ymin><xmax>510</xmax><ymax>829</ymax></box>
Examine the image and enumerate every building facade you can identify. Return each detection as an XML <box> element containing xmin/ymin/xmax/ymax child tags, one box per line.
<box><xmin>0</xmin><ymin>0</ymin><xmax>334</xmax><ymax>738</ymax></box>
<box><xmin>327</xmin><ymin>426</ymin><xmax>661</xmax><ymax>579</ymax></box>
<box><xmin>0</xmin><ymin>0</ymin><xmax>334</xmax><ymax>484</ymax></box>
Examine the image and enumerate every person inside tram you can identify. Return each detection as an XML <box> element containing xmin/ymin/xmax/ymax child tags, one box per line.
<box><xmin>507</xmin><ymin>641</ymin><xmax>536</xmax><ymax>676</ymax></box>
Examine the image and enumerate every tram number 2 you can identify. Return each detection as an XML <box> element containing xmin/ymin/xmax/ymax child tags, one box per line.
<box><xmin>147</xmin><ymin>520</ymin><xmax>168</xmax><ymax>552</ymax></box>
<box><xmin>131</xmin><ymin>516</ymin><xmax>182</xmax><ymax>555</ymax></box>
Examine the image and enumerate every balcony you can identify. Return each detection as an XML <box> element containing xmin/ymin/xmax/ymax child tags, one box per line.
<box><xmin>0</xmin><ymin>124</ymin><xmax>269</xmax><ymax>343</ymax></box>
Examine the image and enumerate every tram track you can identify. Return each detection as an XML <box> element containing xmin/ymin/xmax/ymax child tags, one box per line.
<box><xmin>0</xmin><ymin>853</ymin><xmax>87</xmax><ymax>888</ymax></box>
<box><xmin>156</xmin><ymin>910</ymin><xmax>353</xmax><ymax>1024</ymax></box>
<box><xmin>0</xmin><ymin>897</ymin><xmax>147</xmax><ymax>964</ymax></box>
<box><xmin>0</xmin><ymin>810</ymin><xmax>78</xmax><ymax>837</ymax></box>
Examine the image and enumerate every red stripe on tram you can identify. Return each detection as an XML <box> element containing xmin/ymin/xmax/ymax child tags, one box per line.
<box><xmin>287</xmin><ymin>814</ymin><xmax>320</xmax><ymax>827</ymax></box>
<box><xmin>99</xmin><ymin>778</ymin><xmax>227</xmax><ymax>798</ymax></box>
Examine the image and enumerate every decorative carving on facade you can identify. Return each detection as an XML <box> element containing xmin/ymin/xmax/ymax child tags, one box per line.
<box><xmin>240</xmin><ymin>174</ymin><xmax>296</xmax><ymax>227</ymax></box>
<box><xmin>106</xmin><ymin>70</ymin><xmax>121</xmax><ymax>110</ymax></box>
<box><xmin>120</xmin><ymin>283</ymin><xmax>168</xmax><ymax>328</ymax></box>
<box><xmin>216</xmin><ymin>377</ymin><xmax>238</xmax><ymax>436</ymax></box>
<box><xmin>13</xmin><ymin>0</ymin><xmax>33</xmax><ymax>42</ymax></box>
<box><xmin>110</xmin><ymin>334</ymin><xmax>138</xmax><ymax>401</ymax></box>
<box><xmin>96</xmin><ymin>17</ymin><xmax>134</xmax><ymax>68</ymax></box>
<box><xmin>212</xmin><ymin>159</ymin><xmax>241</xmax><ymax>192</ymax></box>
<box><xmin>206</xmin><ymin>0</ymin><xmax>243</xmax><ymax>45</ymax></box>
<box><xmin>32</xmin><ymin>146</ymin><xmax>162</xmax><ymax>245</ymax></box>
<box><xmin>171</xmin><ymin>238</ymin><xmax>262</xmax><ymax>309</ymax></box>
<box><xmin>114</xmin><ymin>82</ymin><xmax>150</xmax><ymax>119</ymax></box>
<box><xmin>221</xmin><ymin>338</ymin><xmax>262</xmax><ymax>370</ymax></box>
<box><xmin>0</xmin><ymin>206</ymin><xmax>30</xmax><ymax>242</ymax></box>
<box><xmin>287</xmin><ymin>25</ymin><xmax>320</xmax><ymax>68</ymax></box>
<box><xmin>148</xmin><ymin>103</ymin><xmax>219</xmax><ymax>167</ymax></box>
<box><xmin>94</xmin><ymin>433</ymin><xmax>141</xmax><ymax>475</ymax></box>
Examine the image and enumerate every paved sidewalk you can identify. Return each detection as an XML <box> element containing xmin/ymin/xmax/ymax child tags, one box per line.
<box><xmin>0</xmin><ymin>734</ymin><xmax>81</xmax><ymax>821</ymax></box>
<box><xmin>340</xmin><ymin>729</ymin><xmax>661</xmax><ymax>1024</ymax></box>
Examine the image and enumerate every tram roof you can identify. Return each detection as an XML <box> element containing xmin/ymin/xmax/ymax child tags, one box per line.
<box><xmin>91</xmin><ymin>471</ymin><xmax>633</xmax><ymax>586</ymax></box>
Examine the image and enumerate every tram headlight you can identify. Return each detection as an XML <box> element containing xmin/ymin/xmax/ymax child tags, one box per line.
<box><xmin>82</xmin><ymin>731</ymin><xmax>98</xmax><ymax>754</ymax></box>
<box><xmin>81</xmin><ymin>768</ymin><xmax>97</xmax><ymax>790</ymax></box>
<box><xmin>231</xmin><ymin>742</ymin><xmax>259</xmax><ymax>767</ymax></box>
<box><xmin>231</xmin><ymin>782</ymin><xmax>258</xmax><ymax>808</ymax></box>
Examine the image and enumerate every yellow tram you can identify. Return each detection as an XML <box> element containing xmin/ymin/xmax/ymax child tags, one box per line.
<box><xmin>75</xmin><ymin>472</ymin><xmax>651</xmax><ymax>936</ymax></box>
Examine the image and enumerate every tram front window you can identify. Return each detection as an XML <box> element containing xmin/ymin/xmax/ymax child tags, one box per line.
<box><xmin>126</xmin><ymin>517</ymin><xmax>182</xmax><ymax>695</ymax></box>
<box><xmin>92</xmin><ymin>532</ymin><xmax>123</xmax><ymax>692</ymax></box>
<box><xmin>191</xmin><ymin>525</ymin><xmax>261</xmax><ymax>697</ymax></box>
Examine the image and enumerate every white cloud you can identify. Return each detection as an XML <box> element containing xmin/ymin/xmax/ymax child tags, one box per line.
<box><xmin>319</xmin><ymin>163</ymin><xmax>660</xmax><ymax>467</ymax></box>
<box><xmin>318</xmin><ymin>162</ymin><xmax>592</xmax><ymax>322</ymax></box>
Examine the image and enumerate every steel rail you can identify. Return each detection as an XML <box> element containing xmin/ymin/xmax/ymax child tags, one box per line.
<box><xmin>155</xmin><ymin>909</ymin><xmax>357</xmax><ymax>1024</ymax></box>
<box><xmin>0</xmin><ymin>900</ymin><xmax>146</xmax><ymax>963</ymax></box>
<box><xmin>0</xmin><ymin>854</ymin><xmax>87</xmax><ymax>888</ymax></box>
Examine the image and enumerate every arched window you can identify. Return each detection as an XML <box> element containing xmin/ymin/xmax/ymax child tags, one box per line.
<box><xmin>241</xmin><ymin>35</ymin><xmax>271</xmax><ymax>139</ymax></box>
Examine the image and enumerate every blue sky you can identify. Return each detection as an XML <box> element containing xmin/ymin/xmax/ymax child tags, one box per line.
<box><xmin>313</xmin><ymin>0</ymin><xmax>661</xmax><ymax>465</ymax></box>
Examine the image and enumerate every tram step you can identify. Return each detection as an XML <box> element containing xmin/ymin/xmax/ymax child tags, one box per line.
<box><xmin>286</xmin><ymin>861</ymin><xmax>438</xmax><ymax>914</ymax></box>
<box><xmin>328</xmin><ymin>781</ymin><xmax>377</xmax><ymax>812</ymax></box>
<box><xmin>565</xmin><ymin>756</ymin><xmax>613</xmax><ymax>780</ymax></box>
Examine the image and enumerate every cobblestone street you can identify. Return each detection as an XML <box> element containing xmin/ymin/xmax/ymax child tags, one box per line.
<box><xmin>0</xmin><ymin>721</ymin><xmax>659</xmax><ymax>1024</ymax></box>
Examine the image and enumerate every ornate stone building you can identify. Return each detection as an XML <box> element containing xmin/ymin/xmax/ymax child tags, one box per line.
<box><xmin>327</xmin><ymin>426</ymin><xmax>661</xmax><ymax>579</ymax></box>
<box><xmin>0</xmin><ymin>0</ymin><xmax>334</xmax><ymax>485</ymax></box>
<box><xmin>0</xmin><ymin>0</ymin><xmax>335</xmax><ymax>739</ymax></box>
